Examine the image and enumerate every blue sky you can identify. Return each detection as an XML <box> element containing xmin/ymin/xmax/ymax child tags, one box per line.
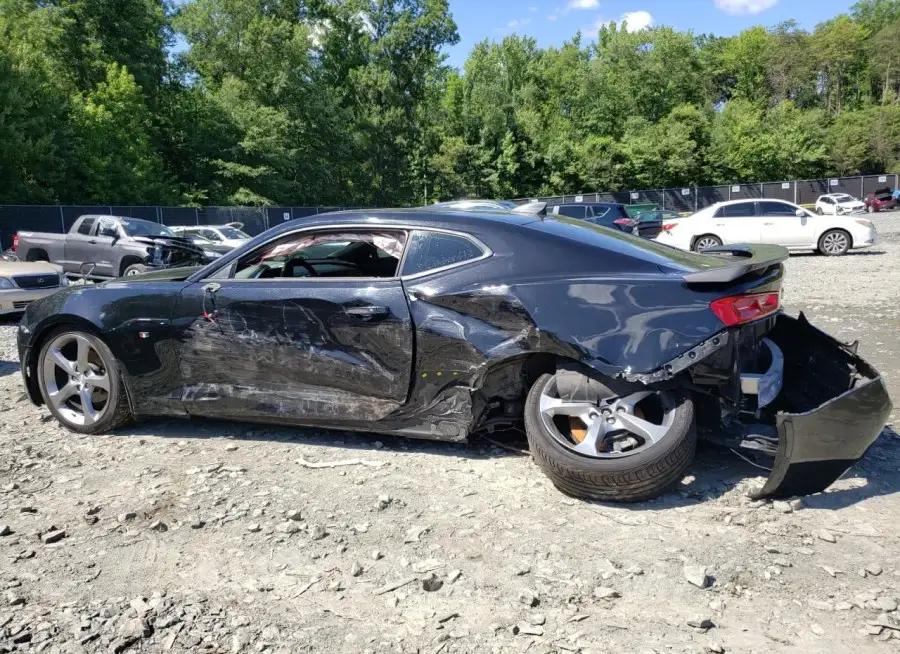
<box><xmin>444</xmin><ymin>0</ymin><xmax>858</xmax><ymax>67</ymax></box>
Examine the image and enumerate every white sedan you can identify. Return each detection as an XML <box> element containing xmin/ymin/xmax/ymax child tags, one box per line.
<box><xmin>655</xmin><ymin>199</ymin><xmax>878</xmax><ymax>256</ymax></box>
<box><xmin>815</xmin><ymin>193</ymin><xmax>866</xmax><ymax>215</ymax></box>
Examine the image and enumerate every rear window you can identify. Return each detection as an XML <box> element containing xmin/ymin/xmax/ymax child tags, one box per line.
<box><xmin>557</xmin><ymin>205</ymin><xmax>587</xmax><ymax>219</ymax></box>
<box><xmin>77</xmin><ymin>218</ymin><xmax>96</xmax><ymax>235</ymax></box>
<box><xmin>401</xmin><ymin>231</ymin><xmax>485</xmax><ymax>276</ymax></box>
<box><xmin>715</xmin><ymin>203</ymin><xmax>756</xmax><ymax>218</ymax></box>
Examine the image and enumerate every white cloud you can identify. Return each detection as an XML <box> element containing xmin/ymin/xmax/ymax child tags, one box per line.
<box><xmin>507</xmin><ymin>17</ymin><xmax>532</xmax><ymax>28</ymax></box>
<box><xmin>714</xmin><ymin>0</ymin><xmax>777</xmax><ymax>15</ymax></box>
<box><xmin>568</xmin><ymin>0</ymin><xmax>600</xmax><ymax>9</ymax></box>
<box><xmin>586</xmin><ymin>10</ymin><xmax>653</xmax><ymax>34</ymax></box>
<box><xmin>547</xmin><ymin>13</ymin><xmax>559</xmax><ymax>21</ymax></box>
<box><xmin>528</xmin><ymin>6</ymin><xmax>538</xmax><ymax>12</ymax></box>
<box><xmin>620</xmin><ymin>10</ymin><xmax>653</xmax><ymax>31</ymax></box>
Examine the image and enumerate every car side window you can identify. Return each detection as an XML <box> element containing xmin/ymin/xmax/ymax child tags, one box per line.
<box><xmin>231</xmin><ymin>230</ymin><xmax>407</xmax><ymax>280</ymax></box>
<box><xmin>401</xmin><ymin>231</ymin><xmax>485</xmax><ymax>277</ymax></box>
<box><xmin>590</xmin><ymin>207</ymin><xmax>611</xmax><ymax>219</ymax></box>
<box><xmin>557</xmin><ymin>205</ymin><xmax>587</xmax><ymax>219</ymax></box>
<box><xmin>821</xmin><ymin>197</ymin><xmax>833</xmax><ymax>204</ymax></box>
<box><xmin>718</xmin><ymin>203</ymin><xmax>756</xmax><ymax>218</ymax></box>
<box><xmin>758</xmin><ymin>202</ymin><xmax>797</xmax><ymax>216</ymax></box>
<box><xmin>77</xmin><ymin>218</ymin><xmax>96</xmax><ymax>236</ymax></box>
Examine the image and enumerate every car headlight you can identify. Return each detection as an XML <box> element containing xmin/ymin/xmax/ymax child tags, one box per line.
<box><xmin>0</xmin><ymin>277</ymin><xmax>14</xmax><ymax>290</ymax></box>
<box><xmin>203</xmin><ymin>250</ymin><xmax>222</xmax><ymax>259</ymax></box>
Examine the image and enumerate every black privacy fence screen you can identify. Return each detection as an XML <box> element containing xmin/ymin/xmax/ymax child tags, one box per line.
<box><xmin>512</xmin><ymin>173</ymin><xmax>900</xmax><ymax>213</ymax></box>
<box><xmin>2</xmin><ymin>174</ymin><xmax>899</xmax><ymax>249</ymax></box>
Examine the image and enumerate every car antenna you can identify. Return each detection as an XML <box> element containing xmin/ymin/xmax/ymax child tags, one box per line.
<box><xmin>511</xmin><ymin>201</ymin><xmax>547</xmax><ymax>218</ymax></box>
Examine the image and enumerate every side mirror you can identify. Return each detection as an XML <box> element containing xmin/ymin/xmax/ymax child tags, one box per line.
<box><xmin>795</xmin><ymin>209</ymin><xmax>806</xmax><ymax>218</ymax></box>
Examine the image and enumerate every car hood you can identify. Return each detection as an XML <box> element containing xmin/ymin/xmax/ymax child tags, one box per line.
<box><xmin>0</xmin><ymin>260</ymin><xmax>63</xmax><ymax>276</ymax></box>
<box><xmin>107</xmin><ymin>265</ymin><xmax>205</xmax><ymax>282</ymax></box>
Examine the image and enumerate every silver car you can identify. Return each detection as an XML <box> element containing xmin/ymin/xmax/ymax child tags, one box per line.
<box><xmin>0</xmin><ymin>260</ymin><xmax>67</xmax><ymax>315</ymax></box>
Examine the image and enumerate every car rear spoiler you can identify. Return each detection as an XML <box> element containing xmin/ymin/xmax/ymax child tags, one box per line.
<box><xmin>511</xmin><ymin>201</ymin><xmax>547</xmax><ymax>216</ymax></box>
<box><xmin>682</xmin><ymin>244</ymin><xmax>789</xmax><ymax>284</ymax></box>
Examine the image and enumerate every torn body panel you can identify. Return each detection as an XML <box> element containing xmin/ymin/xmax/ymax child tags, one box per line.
<box><xmin>750</xmin><ymin>313</ymin><xmax>892</xmax><ymax>498</ymax></box>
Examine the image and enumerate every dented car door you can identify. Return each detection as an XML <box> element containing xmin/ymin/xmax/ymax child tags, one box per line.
<box><xmin>172</xmin><ymin>279</ymin><xmax>413</xmax><ymax>424</ymax></box>
<box><xmin>170</xmin><ymin>242</ymin><xmax>415</xmax><ymax>425</ymax></box>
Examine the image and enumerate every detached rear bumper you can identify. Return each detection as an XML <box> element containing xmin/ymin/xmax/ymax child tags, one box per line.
<box><xmin>751</xmin><ymin>313</ymin><xmax>892</xmax><ymax>498</ymax></box>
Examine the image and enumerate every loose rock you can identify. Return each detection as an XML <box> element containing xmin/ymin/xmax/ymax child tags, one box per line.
<box><xmin>0</xmin><ymin>524</ymin><xmax>12</xmax><ymax>536</ymax></box>
<box><xmin>41</xmin><ymin>529</ymin><xmax>66</xmax><ymax>544</ymax></box>
<box><xmin>518</xmin><ymin>590</ymin><xmax>539</xmax><ymax>607</ymax></box>
<box><xmin>684</xmin><ymin>565</ymin><xmax>710</xmax><ymax>589</ymax></box>
<box><xmin>593</xmin><ymin>586</ymin><xmax>621</xmax><ymax>600</ymax></box>
<box><xmin>816</xmin><ymin>529</ymin><xmax>836</xmax><ymax>543</ymax></box>
<box><xmin>422</xmin><ymin>574</ymin><xmax>443</xmax><ymax>592</ymax></box>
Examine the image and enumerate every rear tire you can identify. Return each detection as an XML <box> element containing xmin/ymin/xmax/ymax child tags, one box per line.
<box><xmin>123</xmin><ymin>263</ymin><xmax>148</xmax><ymax>277</ymax></box>
<box><xmin>818</xmin><ymin>229</ymin><xmax>851</xmax><ymax>256</ymax></box>
<box><xmin>816</xmin><ymin>207</ymin><xmax>824</xmax><ymax>215</ymax></box>
<box><xmin>524</xmin><ymin>373</ymin><xmax>696</xmax><ymax>502</ymax></box>
<box><xmin>692</xmin><ymin>235</ymin><xmax>722</xmax><ymax>252</ymax></box>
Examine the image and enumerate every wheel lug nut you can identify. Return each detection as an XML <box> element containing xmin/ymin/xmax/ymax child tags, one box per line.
<box><xmin>617</xmin><ymin>406</ymin><xmax>626</xmax><ymax>413</ymax></box>
<box><xmin>601</xmin><ymin>408</ymin><xmax>611</xmax><ymax>416</ymax></box>
<box><xmin>606</xmin><ymin>417</ymin><xmax>616</xmax><ymax>424</ymax></box>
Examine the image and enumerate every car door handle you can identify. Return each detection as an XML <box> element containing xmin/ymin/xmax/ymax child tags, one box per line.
<box><xmin>345</xmin><ymin>306</ymin><xmax>389</xmax><ymax>319</ymax></box>
<box><xmin>764</xmin><ymin>222</ymin><xmax>774</xmax><ymax>226</ymax></box>
<box><xmin>89</xmin><ymin>239</ymin><xmax>97</xmax><ymax>244</ymax></box>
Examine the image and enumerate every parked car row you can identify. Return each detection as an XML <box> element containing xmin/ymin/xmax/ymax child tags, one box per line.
<box><xmin>434</xmin><ymin>196</ymin><xmax>880</xmax><ymax>256</ymax></box>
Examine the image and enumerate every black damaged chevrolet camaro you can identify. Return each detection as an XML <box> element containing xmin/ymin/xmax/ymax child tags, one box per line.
<box><xmin>16</xmin><ymin>209</ymin><xmax>892</xmax><ymax>501</ymax></box>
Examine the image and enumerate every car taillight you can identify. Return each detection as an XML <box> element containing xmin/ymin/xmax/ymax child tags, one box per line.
<box><xmin>661</xmin><ymin>222</ymin><xmax>678</xmax><ymax>231</ymax></box>
<box><xmin>710</xmin><ymin>292</ymin><xmax>780</xmax><ymax>327</ymax></box>
<box><xmin>11</xmin><ymin>233</ymin><xmax>18</xmax><ymax>251</ymax></box>
<box><xmin>613</xmin><ymin>218</ymin><xmax>634</xmax><ymax>226</ymax></box>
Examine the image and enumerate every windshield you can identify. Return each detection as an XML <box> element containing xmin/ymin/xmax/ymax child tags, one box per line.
<box><xmin>122</xmin><ymin>220</ymin><xmax>174</xmax><ymax>237</ymax></box>
<box><xmin>218</xmin><ymin>227</ymin><xmax>250</xmax><ymax>239</ymax></box>
<box><xmin>833</xmin><ymin>194</ymin><xmax>856</xmax><ymax>203</ymax></box>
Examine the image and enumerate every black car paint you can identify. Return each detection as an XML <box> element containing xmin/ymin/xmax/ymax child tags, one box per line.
<box><xmin>16</xmin><ymin>209</ymin><xmax>892</xmax><ymax>497</ymax></box>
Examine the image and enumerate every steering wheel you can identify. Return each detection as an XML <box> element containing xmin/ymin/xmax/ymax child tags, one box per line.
<box><xmin>285</xmin><ymin>258</ymin><xmax>318</xmax><ymax>277</ymax></box>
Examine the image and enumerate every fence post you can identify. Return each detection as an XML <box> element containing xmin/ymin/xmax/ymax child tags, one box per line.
<box><xmin>59</xmin><ymin>206</ymin><xmax>65</xmax><ymax>233</ymax></box>
<box><xmin>194</xmin><ymin>208</ymin><xmax>199</xmax><ymax>226</ymax></box>
<box><xmin>860</xmin><ymin>176</ymin><xmax>864</xmax><ymax>198</ymax></box>
<box><xmin>694</xmin><ymin>188</ymin><xmax>698</xmax><ymax>213</ymax></box>
<box><xmin>794</xmin><ymin>182</ymin><xmax>798</xmax><ymax>205</ymax></box>
<box><xmin>661</xmin><ymin>191</ymin><xmax>666</xmax><ymax>210</ymax></box>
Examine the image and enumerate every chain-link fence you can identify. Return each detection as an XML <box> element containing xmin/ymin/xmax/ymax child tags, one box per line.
<box><xmin>0</xmin><ymin>205</ymin><xmax>361</xmax><ymax>251</ymax></box>
<box><xmin>513</xmin><ymin>174</ymin><xmax>900</xmax><ymax>212</ymax></box>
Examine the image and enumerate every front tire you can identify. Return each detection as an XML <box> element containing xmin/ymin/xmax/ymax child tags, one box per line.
<box><xmin>123</xmin><ymin>263</ymin><xmax>148</xmax><ymax>277</ymax></box>
<box><xmin>818</xmin><ymin>229</ymin><xmax>851</xmax><ymax>256</ymax></box>
<box><xmin>816</xmin><ymin>207</ymin><xmax>824</xmax><ymax>215</ymax></box>
<box><xmin>36</xmin><ymin>329</ymin><xmax>131</xmax><ymax>434</ymax></box>
<box><xmin>524</xmin><ymin>373</ymin><xmax>696</xmax><ymax>502</ymax></box>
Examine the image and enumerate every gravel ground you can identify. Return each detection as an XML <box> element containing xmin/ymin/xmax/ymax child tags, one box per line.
<box><xmin>1</xmin><ymin>214</ymin><xmax>899</xmax><ymax>654</ymax></box>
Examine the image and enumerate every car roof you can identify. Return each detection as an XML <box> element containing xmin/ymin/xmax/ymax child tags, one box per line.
<box><xmin>260</xmin><ymin>208</ymin><xmax>539</xmax><ymax>240</ymax></box>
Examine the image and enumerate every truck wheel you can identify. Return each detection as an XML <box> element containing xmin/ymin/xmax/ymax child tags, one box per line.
<box><xmin>818</xmin><ymin>229</ymin><xmax>850</xmax><ymax>256</ymax></box>
<box><xmin>524</xmin><ymin>372</ymin><xmax>695</xmax><ymax>502</ymax></box>
<box><xmin>123</xmin><ymin>263</ymin><xmax>148</xmax><ymax>277</ymax></box>
<box><xmin>36</xmin><ymin>329</ymin><xmax>131</xmax><ymax>434</ymax></box>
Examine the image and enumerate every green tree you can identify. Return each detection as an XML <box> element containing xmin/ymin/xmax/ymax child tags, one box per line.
<box><xmin>68</xmin><ymin>63</ymin><xmax>172</xmax><ymax>203</ymax></box>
